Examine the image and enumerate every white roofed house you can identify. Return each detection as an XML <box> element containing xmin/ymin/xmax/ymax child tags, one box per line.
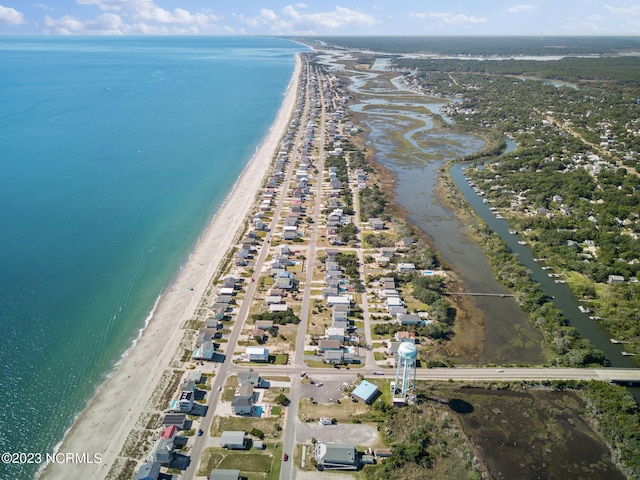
<box><xmin>220</xmin><ymin>431</ymin><xmax>248</xmax><ymax>450</ymax></box>
<box><xmin>149</xmin><ymin>438</ymin><xmax>174</xmax><ymax>466</ymax></box>
<box><xmin>246</xmin><ymin>346</ymin><xmax>269</xmax><ymax>362</ymax></box>
<box><xmin>326</xmin><ymin>326</ymin><xmax>345</xmax><ymax>341</ymax></box>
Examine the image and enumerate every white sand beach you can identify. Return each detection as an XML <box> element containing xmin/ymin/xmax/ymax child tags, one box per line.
<box><xmin>39</xmin><ymin>53</ymin><xmax>302</xmax><ymax>480</ymax></box>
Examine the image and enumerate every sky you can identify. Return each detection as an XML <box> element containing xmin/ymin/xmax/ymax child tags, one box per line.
<box><xmin>0</xmin><ymin>1</ymin><xmax>639</xmax><ymax>36</ymax></box>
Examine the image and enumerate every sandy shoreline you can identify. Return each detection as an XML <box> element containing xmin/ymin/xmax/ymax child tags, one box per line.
<box><xmin>39</xmin><ymin>53</ymin><xmax>302</xmax><ymax>480</ymax></box>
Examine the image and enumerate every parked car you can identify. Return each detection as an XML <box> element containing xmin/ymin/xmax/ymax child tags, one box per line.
<box><xmin>197</xmin><ymin>429</ymin><xmax>203</xmax><ymax>436</ymax></box>
<box><xmin>283</xmin><ymin>453</ymin><xmax>289</xmax><ymax>461</ymax></box>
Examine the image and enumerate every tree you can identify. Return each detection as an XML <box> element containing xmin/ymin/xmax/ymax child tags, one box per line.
<box><xmin>274</xmin><ymin>393</ymin><xmax>289</xmax><ymax>406</ymax></box>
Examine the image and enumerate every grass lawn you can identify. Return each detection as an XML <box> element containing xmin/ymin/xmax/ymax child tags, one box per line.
<box><xmin>211</xmin><ymin>417</ymin><xmax>283</xmax><ymax>439</ymax></box>
<box><xmin>219</xmin><ymin>453</ymin><xmax>272</xmax><ymax>472</ymax></box>
<box><xmin>198</xmin><ymin>448</ymin><xmax>279</xmax><ymax>479</ymax></box>
<box><xmin>222</xmin><ymin>375</ymin><xmax>238</xmax><ymax>402</ymax></box>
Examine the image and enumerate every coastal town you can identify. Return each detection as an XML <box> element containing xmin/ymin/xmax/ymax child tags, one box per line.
<box><xmin>40</xmin><ymin>42</ymin><xmax>640</xmax><ymax>480</ymax></box>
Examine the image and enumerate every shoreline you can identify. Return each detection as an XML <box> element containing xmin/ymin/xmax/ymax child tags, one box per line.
<box><xmin>39</xmin><ymin>52</ymin><xmax>302</xmax><ymax>480</ymax></box>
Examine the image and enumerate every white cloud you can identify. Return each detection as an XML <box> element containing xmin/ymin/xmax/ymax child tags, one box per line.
<box><xmin>0</xmin><ymin>4</ymin><xmax>25</xmax><ymax>25</ymax></box>
<box><xmin>507</xmin><ymin>4</ymin><xmax>536</xmax><ymax>14</ymax></box>
<box><xmin>413</xmin><ymin>11</ymin><xmax>487</xmax><ymax>25</ymax></box>
<box><xmin>45</xmin><ymin>0</ymin><xmax>220</xmax><ymax>34</ymax></box>
<box><xmin>238</xmin><ymin>5</ymin><xmax>377</xmax><ymax>33</ymax></box>
<box><xmin>604</xmin><ymin>5</ymin><xmax>640</xmax><ymax>15</ymax></box>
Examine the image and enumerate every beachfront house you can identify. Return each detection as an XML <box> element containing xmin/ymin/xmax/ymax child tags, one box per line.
<box><xmin>178</xmin><ymin>390</ymin><xmax>194</xmax><ymax>412</ymax></box>
<box><xmin>192</xmin><ymin>339</ymin><xmax>215</xmax><ymax>361</ymax></box>
<box><xmin>149</xmin><ymin>437</ymin><xmax>174</xmax><ymax>465</ymax></box>
<box><xmin>135</xmin><ymin>461</ymin><xmax>160</xmax><ymax>480</ymax></box>
<box><xmin>161</xmin><ymin>413</ymin><xmax>186</xmax><ymax>429</ymax></box>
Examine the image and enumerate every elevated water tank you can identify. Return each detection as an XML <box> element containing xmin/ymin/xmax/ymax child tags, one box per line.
<box><xmin>397</xmin><ymin>341</ymin><xmax>418</xmax><ymax>360</ymax></box>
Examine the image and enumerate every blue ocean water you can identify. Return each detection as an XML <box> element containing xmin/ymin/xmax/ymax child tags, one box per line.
<box><xmin>0</xmin><ymin>36</ymin><xmax>301</xmax><ymax>479</ymax></box>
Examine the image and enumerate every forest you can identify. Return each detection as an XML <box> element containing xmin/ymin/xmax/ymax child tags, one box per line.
<box><xmin>303</xmin><ymin>35</ymin><xmax>640</xmax><ymax>57</ymax></box>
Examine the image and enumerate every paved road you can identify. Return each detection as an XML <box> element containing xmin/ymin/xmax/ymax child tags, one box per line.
<box><xmin>230</xmin><ymin>364</ymin><xmax>640</xmax><ymax>383</ymax></box>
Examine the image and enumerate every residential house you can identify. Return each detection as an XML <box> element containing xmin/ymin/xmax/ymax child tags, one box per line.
<box><xmin>326</xmin><ymin>296</ymin><xmax>351</xmax><ymax>307</ymax></box>
<box><xmin>237</xmin><ymin>369</ymin><xmax>262</xmax><ymax>387</ymax></box>
<box><xmin>178</xmin><ymin>390</ymin><xmax>194</xmax><ymax>413</ymax></box>
<box><xmin>209</xmin><ymin>469</ymin><xmax>241</xmax><ymax>480</ymax></box>
<box><xmin>211</xmin><ymin>303</ymin><xmax>228</xmax><ymax>320</ymax></box>
<box><xmin>326</xmin><ymin>326</ymin><xmax>345</xmax><ymax>341</ymax></box>
<box><xmin>369</xmin><ymin>218</ymin><xmax>385</xmax><ymax>230</ymax></box>
<box><xmin>251</xmin><ymin>328</ymin><xmax>266</xmax><ymax>343</ymax></box>
<box><xmin>315</xmin><ymin>442</ymin><xmax>358</xmax><ymax>470</ymax></box>
<box><xmin>324</xmin><ymin>349</ymin><xmax>344</xmax><ymax>364</ymax></box>
<box><xmin>161</xmin><ymin>413</ymin><xmax>186</xmax><ymax>429</ymax></box>
<box><xmin>388</xmin><ymin>305</ymin><xmax>407</xmax><ymax>317</ymax></box>
<box><xmin>394</xmin><ymin>331</ymin><xmax>416</xmax><ymax>342</ymax></box>
<box><xmin>231</xmin><ymin>385</ymin><xmax>254</xmax><ymax>415</ymax></box>
<box><xmin>269</xmin><ymin>303</ymin><xmax>289</xmax><ymax>313</ymax></box>
<box><xmin>246</xmin><ymin>346</ymin><xmax>269</xmax><ymax>362</ymax></box>
<box><xmin>220</xmin><ymin>431</ymin><xmax>247</xmax><ymax>450</ymax></box>
<box><xmin>193</xmin><ymin>340</ymin><xmax>215</xmax><ymax>361</ymax></box>
<box><xmin>318</xmin><ymin>339</ymin><xmax>342</xmax><ymax>352</ymax></box>
<box><xmin>149</xmin><ymin>438</ymin><xmax>174</xmax><ymax>465</ymax></box>
<box><xmin>134</xmin><ymin>461</ymin><xmax>160</xmax><ymax>480</ymax></box>
<box><xmin>397</xmin><ymin>263</ymin><xmax>416</xmax><ymax>273</ymax></box>
<box><xmin>254</xmin><ymin>320</ymin><xmax>274</xmax><ymax>330</ymax></box>
<box><xmin>398</xmin><ymin>313</ymin><xmax>421</xmax><ymax>326</ymax></box>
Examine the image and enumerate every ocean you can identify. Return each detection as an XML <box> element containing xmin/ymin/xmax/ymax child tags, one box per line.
<box><xmin>0</xmin><ymin>36</ymin><xmax>301</xmax><ymax>479</ymax></box>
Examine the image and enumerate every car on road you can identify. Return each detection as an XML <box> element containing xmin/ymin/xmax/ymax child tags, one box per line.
<box><xmin>197</xmin><ymin>429</ymin><xmax>203</xmax><ymax>436</ymax></box>
<box><xmin>283</xmin><ymin>453</ymin><xmax>289</xmax><ymax>462</ymax></box>
<box><xmin>300</xmin><ymin>371</ymin><xmax>306</xmax><ymax>377</ymax></box>
<box><xmin>373</xmin><ymin>370</ymin><xmax>384</xmax><ymax>375</ymax></box>
<box><xmin>496</xmin><ymin>368</ymin><xmax>504</xmax><ymax>372</ymax></box>
<box><xmin>316</xmin><ymin>382</ymin><xmax>323</xmax><ymax>387</ymax></box>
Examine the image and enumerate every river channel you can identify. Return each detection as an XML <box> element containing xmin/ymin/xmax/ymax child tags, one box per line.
<box><xmin>340</xmin><ymin>62</ymin><xmax>639</xmax><ymax>373</ymax></box>
<box><xmin>342</xmin><ymin>67</ymin><xmax>548</xmax><ymax>365</ymax></box>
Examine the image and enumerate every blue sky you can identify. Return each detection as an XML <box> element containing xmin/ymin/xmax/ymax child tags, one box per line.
<box><xmin>0</xmin><ymin>1</ymin><xmax>639</xmax><ymax>35</ymax></box>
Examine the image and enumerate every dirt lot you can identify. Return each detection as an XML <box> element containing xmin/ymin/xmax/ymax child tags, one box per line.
<box><xmin>295</xmin><ymin>420</ymin><xmax>379</xmax><ymax>446</ymax></box>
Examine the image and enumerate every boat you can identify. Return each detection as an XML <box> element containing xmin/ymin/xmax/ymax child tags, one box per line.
<box><xmin>509</xmin><ymin>230</ymin><xmax>518</xmax><ymax>235</ymax></box>
<box><xmin>610</xmin><ymin>339</ymin><xmax>623</xmax><ymax>344</ymax></box>
<box><xmin>517</xmin><ymin>241</ymin><xmax>527</xmax><ymax>245</ymax></box>
<box><xmin>621</xmin><ymin>351</ymin><xmax>636</xmax><ymax>356</ymax></box>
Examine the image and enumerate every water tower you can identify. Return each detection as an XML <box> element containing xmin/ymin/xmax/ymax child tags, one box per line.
<box><xmin>392</xmin><ymin>341</ymin><xmax>417</xmax><ymax>404</ymax></box>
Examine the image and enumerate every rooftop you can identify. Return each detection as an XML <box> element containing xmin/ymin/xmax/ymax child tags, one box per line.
<box><xmin>351</xmin><ymin>380</ymin><xmax>379</xmax><ymax>404</ymax></box>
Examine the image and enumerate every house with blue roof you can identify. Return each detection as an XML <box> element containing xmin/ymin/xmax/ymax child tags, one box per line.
<box><xmin>351</xmin><ymin>380</ymin><xmax>380</xmax><ymax>404</ymax></box>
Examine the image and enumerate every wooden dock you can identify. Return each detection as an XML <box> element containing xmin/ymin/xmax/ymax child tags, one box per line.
<box><xmin>445</xmin><ymin>292</ymin><xmax>515</xmax><ymax>298</ymax></box>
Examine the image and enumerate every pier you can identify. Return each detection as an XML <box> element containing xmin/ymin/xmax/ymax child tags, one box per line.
<box><xmin>445</xmin><ymin>292</ymin><xmax>515</xmax><ymax>298</ymax></box>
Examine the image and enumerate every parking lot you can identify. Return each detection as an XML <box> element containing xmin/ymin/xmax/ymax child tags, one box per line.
<box><xmin>298</xmin><ymin>374</ymin><xmax>358</xmax><ymax>404</ymax></box>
